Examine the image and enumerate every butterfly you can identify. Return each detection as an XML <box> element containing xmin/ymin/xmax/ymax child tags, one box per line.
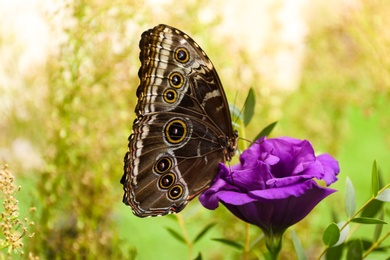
<box><xmin>120</xmin><ymin>24</ymin><xmax>238</xmax><ymax>217</ymax></box>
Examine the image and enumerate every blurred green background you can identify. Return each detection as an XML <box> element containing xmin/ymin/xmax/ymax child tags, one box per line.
<box><xmin>0</xmin><ymin>0</ymin><xmax>389</xmax><ymax>259</ymax></box>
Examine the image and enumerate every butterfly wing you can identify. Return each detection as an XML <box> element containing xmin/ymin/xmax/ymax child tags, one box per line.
<box><xmin>121</xmin><ymin>24</ymin><xmax>237</xmax><ymax>217</ymax></box>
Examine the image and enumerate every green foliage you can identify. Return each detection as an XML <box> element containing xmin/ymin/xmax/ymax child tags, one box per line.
<box><xmin>346</xmin><ymin>239</ymin><xmax>363</xmax><ymax>260</ymax></box>
<box><xmin>229</xmin><ymin>103</ymin><xmax>244</xmax><ymax>131</ymax></box>
<box><xmin>373</xmin><ymin>209</ymin><xmax>385</xmax><ymax>242</ymax></box>
<box><xmin>164</xmin><ymin>215</ymin><xmax>218</xmax><ymax>259</ymax></box>
<box><xmin>24</xmin><ymin>1</ymin><xmax>136</xmax><ymax>258</ymax></box>
<box><xmin>253</xmin><ymin>121</ymin><xmax>278</xmax><ymax>141</ymax></box>
<box><xmin>345</xmin><ymin>177</ymin><xmax>356</xmax><ymax>218</ymax></box>
<box><xmin>212</xmin><ymin>238</ymin><xmax>244</xmax><ymax>250</ymax></box>
<box><xmin>350</xmin><ymin>217</ymin><xmax>387</xmax><ymax>225</ymax></box>
<box><xmin>361</xmin><ymin>199</ymin><xmax>383</xmax><ymax>218</ymax></box>
<box><xmin>291</xmin><ymin>230</ymin><xmax>306</xmax><ymax>260</ymax></box>
<box><xmin>376</xmin><ymin>189</ymin><xmax>390</xmax><ymax>202</ymax></box>
<box><xmin>323</xmin><ymin>223</ymin><xmax>340</xmax><ymax>247</ymax></box>
<box><xmin>194</xmin><ymin>252</ymin><xmax>203</xmax><ymax>260</ymax></box>
<box><xmin>193</xmin><ymin>223</ymin><xmax>217</xmax><ymax>244</ymax></box>
<box><xmin>243</xmin><ymin>88</ymin><xmax>255</xmax><ymax>126</ymax></box>
<box><xmin>166</xmin><ymin>227</ymin><xmax>186</xmax><ymax>244</ymax></box>
<box><xmin>371</xmin><ymin>160</ymin><xmax>379</xmax><ymax>197</ymax></box>
<box><xmin>321</xmin><ymin>161</ymin><xmax>390</xmax><ymax>259</ymax></box>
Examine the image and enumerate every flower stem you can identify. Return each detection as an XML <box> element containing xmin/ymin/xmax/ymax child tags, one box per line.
<box><xmin>176</xmin><ymin>214</ymin><xmax>193</xmax><ymax>260</ymax></box>
<box><xmin>243</xmin><ymin>223</ymin><xmax>250</xmax><ymax>260</ymax></box>
<box><xmin>265</xmin><ymin>229</ymin><xmax>283</xmax><ymax>260</ymax></box>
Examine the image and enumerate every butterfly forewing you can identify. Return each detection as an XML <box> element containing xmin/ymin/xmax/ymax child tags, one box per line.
<box><xmin>121</xmin><ymin>24</ymin><xmax>237</xmax><ymax>217</ymax></box>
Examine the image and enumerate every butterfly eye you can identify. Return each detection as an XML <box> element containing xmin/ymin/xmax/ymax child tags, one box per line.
<box><xmin>163</xmin><ymin>89</ymin><xmax>177</xmax><ymax>103</ymax></box>
<box><xmin>159</xmin><ymin>173</ymin><xmax>175</xmax><ymax>189</ymax></box>
<box><xmin>175</xmin><ymin>47</ymin><xmax>189</xmax><ymax>63</ymax></box>
<box><xmin>169</xmin><ymin>72</ymin><xmax>184</xmax><ymax>88</ymax></box>
<box><xmin>154</xmin><ymin>157</ymin><xmax>172</xmax><ymax>174</ymax></box>
<box><xmin>168</xmin><ymin>184</ymin><xmax>183</xmax><ymax>200</ymax></box>
<box><xmin>164</xmin><ymin>119</ymin><xmax>187</xmax><ymax>144</ymax></box>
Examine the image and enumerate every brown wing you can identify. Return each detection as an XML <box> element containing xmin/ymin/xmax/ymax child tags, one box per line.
<box><xmin>121</xmin><ymin>24</ymin><xmax>237</xmax><ymax>217</ymax></box>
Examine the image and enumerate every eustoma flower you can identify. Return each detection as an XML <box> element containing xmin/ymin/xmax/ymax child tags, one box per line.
<box><xmin>200</xmin><ymin>137</ymin><xmax>340</xmax><ymax>256</ymax></box>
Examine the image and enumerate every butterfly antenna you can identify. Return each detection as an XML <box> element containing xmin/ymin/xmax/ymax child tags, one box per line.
<box><xmin>231</xmin><ymin>89</ymin><xmax>244</xmax><ymax>126</ymax></box>
<box><xmin>231</xmin><ymin>87</ymin><xmax>254</xmax><ymax>129</ymax></box>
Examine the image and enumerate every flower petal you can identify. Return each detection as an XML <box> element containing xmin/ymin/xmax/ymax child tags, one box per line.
<box><xmin>200</xmin><ymin>136</ymin><xmax>340</xmax><ymax>235</ymax></box>
<box><xmin>250</xmin><ymin>179</ymin><xmax>319</xmax><ymax>199</ymax></box>
<box><xmin>317</xmin><ymin>154</ymin><xmax>340</xmax><ymax>185</ymax></box>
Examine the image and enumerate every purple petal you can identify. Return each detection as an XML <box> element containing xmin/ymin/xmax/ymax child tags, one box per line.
<box><xmin>199</xmin><ymin>136</ymin><xmax>340</xmax><ymax>235</ymax></box>
<box><xmin>269</xmin><ymin>184</ymin><xmax>336</xmax><ymax>230</ymax></box>
<box><xmin>250</xmin><ymin>179</ymin><xmax>318</xmax><ymax>199</ymax></box>
<box><xmin>317</xmin><ymin>154</ymin><xmax>340</xmax><ymax>185</ymax></box>
<box><xmin>266</xmin><ymin>174</ymin><xmax>315</xmax><ymax>187</ymax></box>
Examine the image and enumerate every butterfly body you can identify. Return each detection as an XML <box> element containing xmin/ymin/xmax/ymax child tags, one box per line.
<box><xmin>121</xmin><ymin>24</ymin><xmax>237</xmax><ymax>217</ymax></box>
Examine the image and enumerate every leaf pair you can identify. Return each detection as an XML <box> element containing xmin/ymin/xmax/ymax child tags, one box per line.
<box><xmin>166</xmin><ymin>223</ymin><xmax>216</xmax><ymax>245</ymax></box>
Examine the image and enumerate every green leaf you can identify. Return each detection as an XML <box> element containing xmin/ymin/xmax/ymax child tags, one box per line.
<box><xmin>350</xmin><ymin>217</ymin><xmax>387</xmax><ymax>225</ymax></box>
<box><xmin>345</xmin><ymin>177</ymin><xmax>356</xmax><ymax>218</ymax></box>
<box><xmin>291</xmin><ymin>230</ymin><xmax>307</xmax><ymax>260</ymax></box>
<box><xmin>193</xmin><ymin>252</ymin><xmax>202</xmax><ymax>260</ymax></box>
<box><xmin>326</xmin><ymin>244</ymin><xmax>344</xmax><ymax>260</ymax></box>
<box><xmin>229</xmin><ymin>103</ymin><xmax>243</xmax><ymax>123</ymax></box>
<box><xmin>166</xmin><ymin>227</ymin><xmax>186</xmax><ymax>244</ymax></box>
<box><xmin>335</xmin><ymin>221</ymin><xmax>349</xmax><ymax>246</ymax></box>
<box><xmin>346</xmin><ymin>239</ymin><xmax>363</xmax><ymax>260</ymax></box>
<box><xmin>376</xmin><ymin>188</ymin><xmax>390</xmax><ymax>202</ymax></box>
<box><xmin>253</xmin><ymin>121</ymin><xmax>278</xmax><ymax>141</ymax></box>
<box><xmin>373</xmin><ymin>208</ymin><xmax>384</xmax><ymax>242</ymax></box>
<box><xmin>243</xmin><ymin>88</ymin><xmax>255</xmax><ymax>126</ymax></box>
<box><xmin>371</xmin><ymin>160</ymin><xmax>379</xmax><ymax>197</ymax></box>
<box><xmin>323</xmin><ymin>223</ymin><xmax>340</xmax><ymax>247</ymax></box>
<box><xmin>358</xmin><ymin>239</ymin><xmax>374</xmax><ymax>250</ymax></box>
<box><xmin>212</xmin><ymin>238</ymin><xmax>244</xmax><ymax>250</ymax></box>
<box><xmin>193</xmin><ymin>223</ymin><xmax>216</xmax><ymax>244</ymax></box>
<box><xmin>361</xmin><ymin>199</ymin><xmax>383</xmax><ymax>217</ymax></box>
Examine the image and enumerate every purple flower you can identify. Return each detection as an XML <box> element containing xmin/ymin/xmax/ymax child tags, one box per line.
<box><xmin>200</xmin><ymin>137</ymin><xmax>340</xmax><ymax>235</ymax></box>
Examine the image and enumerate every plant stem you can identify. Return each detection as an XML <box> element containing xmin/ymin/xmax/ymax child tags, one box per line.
<box><xmin>339</xmin><ymin>183</ymin><xmax>389</xmax><ymax>231</ymax></box>
<box><xmin>243</xmin><ymin>223</ymin><xmax>250</xmax><ymax>260</ymax></box>
<box><xmin>265</xmin><ymin>229</ymin><xmax>283</xmax><ymax>260</ymax></box>
<box><xmin>363</xmin><ymin>230</ymin><xmax>390</xmax><ymax>258</ymax></box>
<box><xmin>177</xmin><ymin>214</ymin><xmax>193</xmax><ymax>260</ymax></box>
<box><xmin>318</xmin><ymin>183</ymin><xmax>390</xmax><ymax>259</ymax></box>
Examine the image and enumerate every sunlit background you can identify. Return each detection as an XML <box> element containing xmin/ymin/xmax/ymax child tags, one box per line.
<box><xmin>0</xmin><ymin>0</ymin><xmax>389</xmax><ymax>259</ymax></box>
